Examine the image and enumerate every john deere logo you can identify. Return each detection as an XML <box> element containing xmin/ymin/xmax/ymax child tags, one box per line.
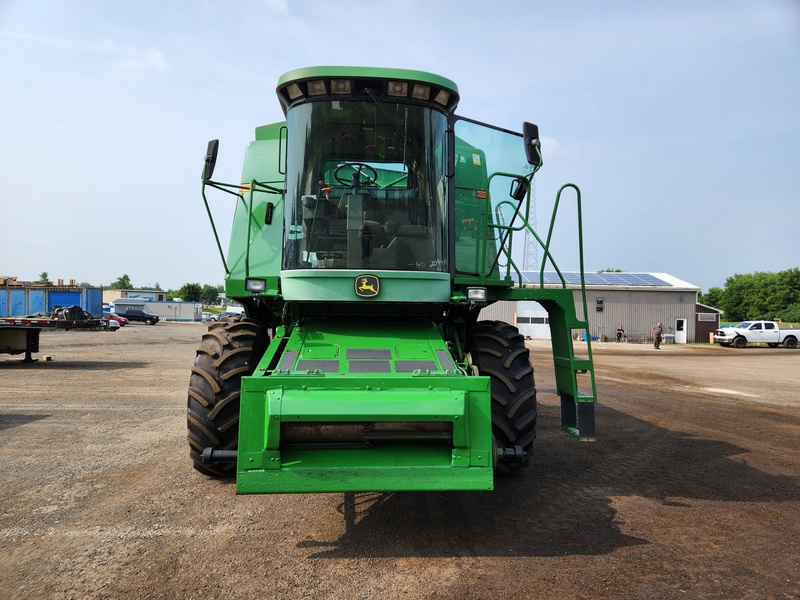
<box><xmin>355</xmin><ymin>274</ymin><xmax>379</xmax><ymax>298</ymax></box>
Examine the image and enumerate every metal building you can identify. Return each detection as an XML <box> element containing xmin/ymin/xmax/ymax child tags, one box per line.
<box><xmin>1</xmin><ymin>277</ymin><xmax>103</xmax><ymax>317</ymax></box>
<box><xmin>102</xmin><ymin>288</ymin><xmax>167</xmax><ymax>304</ymax></box>
<box><xmin>108</xmin><ymin>298</ymin><xmax>202</xmax><ymax>322</ymax></box>
<box><xmin>480</xmin><ymin>271</ymin><xmax>718</xmax><ymax>344</ymax></box>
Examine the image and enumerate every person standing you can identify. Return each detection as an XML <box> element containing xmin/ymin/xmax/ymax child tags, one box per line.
<box><xmin>652</xmin><ymin>322</ymin><xmax>664</xmax><ymax>349</ymax></box>
<box><xmin>616</xmin><ymin>325</ymin><xmax>625</xmax><ymax>342</ymax></box>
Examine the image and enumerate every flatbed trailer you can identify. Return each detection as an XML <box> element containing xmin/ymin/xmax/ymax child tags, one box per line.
<box><xmin>0</xmin><ymin>307</ymin><xmax>106</xmax><ymax>363</ymax></box>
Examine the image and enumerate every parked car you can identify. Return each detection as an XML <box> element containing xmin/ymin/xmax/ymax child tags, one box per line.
<box><xmin>105</xmin><ymin>319</ymin><xmax>120</xmax><ymax>331</ymax></box>
<box><xmin>211</xmin><ymin>311</ymin><xmax>242</xmax><ymax>322</ymax></box>
<box><xmin>103</xmin><ymin>311</ymin><xmax>129</xmax><ymax>326</ymax></box>
<box><xmin>121</xmin><ymin>309</ymin><xmax>160</xmax><ymax>325</ymax></box>
<box><xmin>201</xmin><ymin>312</ymin><xmax>213</xmax><ymax>322</ymax></box>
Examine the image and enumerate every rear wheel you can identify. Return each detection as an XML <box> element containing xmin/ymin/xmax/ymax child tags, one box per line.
<box><xmin>187</xmin><ymin>317</ymin><xmax>268</xmax><ymax>477</ymax></box>
<box><xmin>467</xmin><ymin>320</ymin><xmax>537</xmax><ymax>475</ymax></box>
<box><xmin>785</xmin><ymin>337</ymin><xmax>798</xmax><ymax>350</ymax></box>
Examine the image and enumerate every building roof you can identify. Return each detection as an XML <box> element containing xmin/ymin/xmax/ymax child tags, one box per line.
<box><xmin>519</xmin><ymin>271</ymin><xmax>700</xmax><ymax>291</ymax></box>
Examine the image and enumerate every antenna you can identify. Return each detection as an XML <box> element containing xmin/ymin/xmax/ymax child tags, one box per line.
<box><xmin>522</xmin><ymin>175</ymin><xmax>538</xmax><ymax>271</ymax></box>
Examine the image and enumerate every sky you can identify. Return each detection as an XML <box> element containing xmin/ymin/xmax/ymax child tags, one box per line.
<box><xmin>1</xmin><ymin>0</ymin><xmax>798</xmax><ymax>293</ymax></box>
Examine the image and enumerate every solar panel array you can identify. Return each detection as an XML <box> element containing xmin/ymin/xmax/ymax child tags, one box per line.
<box><xmin>520</xmin><ymin>271</ymin><xmax>671</xmax><ymax>287</ymax></box>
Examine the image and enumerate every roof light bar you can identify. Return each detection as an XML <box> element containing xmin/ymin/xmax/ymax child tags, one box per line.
<box><xmin>411</xmin><ymin>84</ymin><xmax>430</xmax><ymax>100</ymax></box>
<box><xmin>434</xmin><ymin>89</ymin><xmax>450</xmax><ymax>106</ymax></box>
<box><xmin>331</xmin><ymin>79</ymin><xmax>351</xmax><ymax>94</ymax></box>
<box><xmin>387</xmin><ymin>81</ymin><xmax>408</xmax><ymax>97</ymax></box>
<box><xmin>307</xmin><ymin>79</ymin><xmax>326</xmax><ymax>95</ymax></box>
<box><xmin>286</xmin><ymin>83</ymin><xmax>303</xmax><ymax>100</ymax></box>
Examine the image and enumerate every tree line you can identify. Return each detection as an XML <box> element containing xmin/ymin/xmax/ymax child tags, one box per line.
<box><xmin>699</xmin><ymin>268</ymin><xmax>800</xmax><ymax>322</ymax></box>
<box><xmin>103</xmin><ymin>274</ymin><xmax>223</xmax><ymax>304</ymax></box>
<box><xmin>45</xmin><ymin>268</ymin><xmax>800</xmax><ymax>321</ymax></box>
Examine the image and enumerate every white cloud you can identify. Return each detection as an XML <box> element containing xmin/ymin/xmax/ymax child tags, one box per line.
<box><xmin>1</xmin><ymin>29</ymin><xmax>168</xmax><ymax>74</ymax></box>
<box><xmin>113</xmin><ymin>47</ymin><xmax>169</xmax><ymax>73</ymax></box>
<box><xmin>262</xmin><ymin>0</ymin><xmax>289</xmax><ymax>13</ymax></box>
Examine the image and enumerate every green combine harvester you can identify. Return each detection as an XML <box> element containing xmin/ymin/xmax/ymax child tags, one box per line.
<box><xmin>187</xmin><ymin>66</ymin><xmax>597</xmax><ymax>494</ymax></box>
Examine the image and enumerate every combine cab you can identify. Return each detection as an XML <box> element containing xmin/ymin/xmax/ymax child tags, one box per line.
<box><xmin>188</xmin><ymin>66</ymin><xmax>597</xmax><ymax>493</ymax></box>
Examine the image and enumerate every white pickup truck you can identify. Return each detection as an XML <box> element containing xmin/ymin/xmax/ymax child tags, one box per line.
<box><xmin>714</xmin><ymin>321</ymin><xmax>799</xmax><ymax>349</ymax></box>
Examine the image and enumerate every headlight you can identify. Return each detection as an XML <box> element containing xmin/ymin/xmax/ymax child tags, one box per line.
<box><xmin>245</xmin><ymin>278</ymin><xmax>267</xmax><ymax>293</ymax></box>
<box><xmin>466</xmin><ymin>287</ymin><xmax>487</xmax><ymax>302</ymax></box>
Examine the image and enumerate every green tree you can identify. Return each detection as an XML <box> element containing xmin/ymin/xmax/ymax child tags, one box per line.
<box><xmin>200</xmin><ymin>284</ymin><xmax>222</xmax><ymax>304</ymax></box>
<box><xmin>715</xmin><ymin>269</ymin><xmax>800</xmax><ymax>321</ymax></box>
<box><xmin>39</xmin><ymin>271</ymin><xmax>49</xmax><ymax>281</ymax></box>
<box><xmin>699</xmin><ymin>287</ymin><xmax>724</xmax><ymax>308</ymax></box>
<box><xmin>176</xmin><ymin>283</ymin><xmax>203</xmax><ymax>302</ymax></box>
<box><xmin>109</xmin><ymin>274</ymin><xmax>133</xmax><ymax>289</ymax></box>
<box><xmin>774</xmin><ymin>302</ymin><xmax>800</xmax><ymax>324</ymax></box>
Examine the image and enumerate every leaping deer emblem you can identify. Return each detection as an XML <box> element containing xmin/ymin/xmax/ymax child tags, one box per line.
<box><xmin>359</xmin><ymin>278</ymin><xmax>377</xmax><ymax>293</ymax></box>
<box><xmin>355</xmin><ymin>275</ymin><xmax>379</xmax><ymax>297</ymax></box>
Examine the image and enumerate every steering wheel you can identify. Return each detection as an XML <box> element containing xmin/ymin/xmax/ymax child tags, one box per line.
<box><xmin>334</xmin><ymin>162</ymin><xmax>378</xmax><ymax>188</ymax></box>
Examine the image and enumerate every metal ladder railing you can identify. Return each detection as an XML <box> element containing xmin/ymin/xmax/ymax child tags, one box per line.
<box><xmin>492</xmin><ymin>181</ymin><xmax>598</xmax><ymax>441</ymax></box>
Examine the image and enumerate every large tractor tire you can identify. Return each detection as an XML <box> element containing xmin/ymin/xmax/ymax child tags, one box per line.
<box><xmin>466</xmin><ymin>320</ymin><xmax>537</xmax><ymax>475</ymax></box>
<box><xmin>187</xmin><ymin>317</ymin><xmax>267</xmax><ymax>477</ymax></box>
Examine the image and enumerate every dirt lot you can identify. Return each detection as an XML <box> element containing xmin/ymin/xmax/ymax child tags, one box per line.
<box><xmin>0</xmin><ymin>323</ymin><xmax>798</xmax><ymax>599</ymax></box>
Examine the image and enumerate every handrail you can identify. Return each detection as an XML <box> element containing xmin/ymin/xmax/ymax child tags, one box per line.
<box><xmin>541</xmin><ymin>184</ymin><xmax>590</xmax><ymax>322</ymax></box>
<box><xmin>484</xmin><ymin>180</ymin><xmax>590</xmax><ymax>328</ymax></box>
<box><xmin>481</xmin><ymin>172</ymin><xmax>568</xmax><ymax>290</ymax></box>
<box><xmin>201</xmin><ymin>179</ymin><xmax>284</xmax><ymax>279</ymax></box>
<box><xmin>201</xmin><ymin>180</ymin><xmax>241</xmax><ymax>275</ymax></box>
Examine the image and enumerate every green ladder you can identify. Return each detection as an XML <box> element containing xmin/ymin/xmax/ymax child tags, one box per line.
<box><xmin>495</xmin><ymin>181</ymin><xmax>599</xmax><ymax>441</ymax></box>
<box><xmin>540</xmin><ymin>295</ymin><xmax>598</xmax><ymax>442</ymax></box>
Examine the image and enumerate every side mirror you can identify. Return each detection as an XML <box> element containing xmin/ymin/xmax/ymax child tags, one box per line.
<box><xmin>523</xmin><ymin>122</ymin><xmax>541</xmax><ymax>167</ymax></box>
<box><xmin>510</xmin><ymin>177</ymin><xmax>528</xmax><ymax>202</ymax></box>
<box><xmin>203</xmin><ymin>139</ymin><xmax>219</xmax><ymax>181</ymax></box>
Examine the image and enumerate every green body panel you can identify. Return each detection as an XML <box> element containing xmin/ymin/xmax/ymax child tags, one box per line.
<box><xmin>237</xmin><ymin>322</ymin><xmax>493</xmax><ymax>493</ymax></box>
<box><xmin>225</xmin><ymin>122</ymin><xmax>285</xmax><ymax>299</ymax></box>
<box><xmin>454</xmin><ymin>138</ymin><xmax>497</xmax><ymax>277</ymax></box>
<box><xmin>280</xmin><ymin>270</ymin><xmax>450</xmax><ymax>302</ymax></box>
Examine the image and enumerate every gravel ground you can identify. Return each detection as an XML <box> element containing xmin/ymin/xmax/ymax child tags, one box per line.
<box><xmin>0</xmin><ymin>323</ymin><xmax>798</xmax><ymax>599</ymax></box>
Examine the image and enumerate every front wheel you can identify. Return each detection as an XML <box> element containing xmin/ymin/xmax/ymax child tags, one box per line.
<box><xmin>466</xmin><ymin>320</ymin><xmax>537</xmax><ymax>475</ymax></box>
<box><xmin>785</xmin><ymin>337</ymin><xmax>798</xmax><ymax>350</ymax></box>
<box><xmin>187</xmin><ymin>317</ymin><xmax>268</xmax><ymax>477</ymax></box>
<box><xmin>733</xmin><ymin>336</ymin><xmax>747</xmax><ymax>349</ymax></box>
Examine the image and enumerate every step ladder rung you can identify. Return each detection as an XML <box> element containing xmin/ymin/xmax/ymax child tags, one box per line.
<box><xmin>553</xmin><ymin>356</ymin><xmax>593</xmax><ymax>370</ymax></box>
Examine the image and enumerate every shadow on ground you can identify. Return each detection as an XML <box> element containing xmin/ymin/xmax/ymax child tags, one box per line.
<box><xmin>0</xmin><ymin>413</ymin><xmax>50</xmax><ymax>432</ymax></box>
<box><xmin>296</xmin><ymin>403</ymin><xmax>799</xmax><ymax>559</ymax></box>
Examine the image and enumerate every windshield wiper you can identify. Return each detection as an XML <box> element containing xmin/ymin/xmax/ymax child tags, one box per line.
<box><xmin>364</xmin><ymin>87</ymin><xmax>410</xmax><ymax>147</ymax></box>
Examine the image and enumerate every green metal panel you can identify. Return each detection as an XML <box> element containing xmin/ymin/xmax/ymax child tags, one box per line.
<box><xmin>280</xmin><ymin>270</ymin><xmax>451</xmax><ymax>302</ymax></box>
<box><xmin>225</xmin><ymin>122</ymin><xmax>285</xmax><ymax>300</ymax></box>
<box><xmin>236</xmin><ymin>322</ymin><xmax>493</xmax><ymax>493</ymax></box>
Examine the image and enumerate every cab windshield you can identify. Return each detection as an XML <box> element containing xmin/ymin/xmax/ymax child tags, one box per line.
<box><xmin>282</xmin><ymin>100</ymin><xmax>448</xmax><ymax>271</ymax></box>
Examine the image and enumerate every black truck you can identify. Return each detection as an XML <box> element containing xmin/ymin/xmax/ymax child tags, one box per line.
<box><xmin>121</xmin><ymin>309</ymin><xmax>160</xmax><ymax>325</ymax></box>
